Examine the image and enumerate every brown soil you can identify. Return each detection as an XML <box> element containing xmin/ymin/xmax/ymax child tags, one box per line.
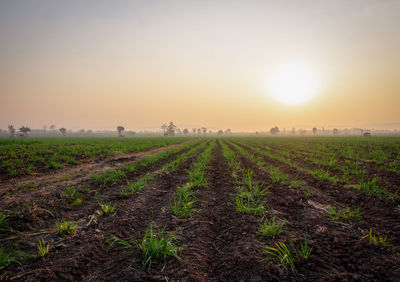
<box><xmin>1</xmin><ymin>139</ymin><xmax>399</xmax><ymax>281</ymax></box>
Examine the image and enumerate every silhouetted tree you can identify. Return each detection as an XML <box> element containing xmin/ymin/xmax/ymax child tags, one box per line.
<box><xmin>312</xmin><ymin>127</ymin><xmax>317</xmax><ymax>136</ymax></box>
<box><xmin>225</xmin><ymin>128</ymin><xmax>231</xmax><ymax>134</ymax></box>
<box><xmin>197</xmin><ymin>128</ymin><xmax>201</xmax><ymax>135</ymax></box>
<box><xmin>291</xmin><ymin>127</ymin><xmax>296</xmax><ymax>135</ymax></box>
<box><xmin>117</xmin><ymin>126</ymin><xmax>125</xmax><ymax>137</ymax></box>
<box><xmin>8</xmin><ymin>125</ymin><xmax>15</xmax><ymax>137</ymax></box>
<box><xmin>19</xmin><ymin>126</ymin><xmax>31</xmax><ymax>137</ymax></box>
<box><xmin>202</xmin><ymin>127</ymin><xmax>207</xmax><ymax>136</ymax></box>
<box><xmin>183</xmin><ymin>128</ymin><xmax>189</xmax><ymax>135</ymax></box>
<box><xmin>166</xmin><ymin>121</ymin><xmax>176</xmax><ymax>136</ymax></box>
<box><xmin>270</xmin><ymin>126</ymin><xmax>280</xmax><ymax>135</ymax></box>
<box><xmin>192</xmin><ymin>128</ymin><xmax>196</xmax><ymax>134</ymax></box>
<box><xmin>333</xmin><ymin>128</ymin><xmax>339</xmax><ymax>135</ymax></box>
<box><xmin>161</xmin><ymin>123</ymin><xmax>167</xmax><ymax>135</ymax></box>
<box><xmin>59</xmin><ymin>128</ymin><xmax>67</xmax><ymax>136</ymax></box>
<box><xmin>50</xmin><ymin>125</ymin><xmax>56</xmax><ymax>133</ymax></box>
<box><xmin>43</xmin><ymin>125</ymin><xmax>47</xmax><ymax>135</ymax></box>
<box><xmin>218</xmin><ymin>130</ymin><xmax>223</xmax><ymax>135</ymax></box>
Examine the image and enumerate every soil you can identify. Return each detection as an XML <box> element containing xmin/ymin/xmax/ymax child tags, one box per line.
<box><xmin>1</xmin><ymin>139</ymin><xmax>399</xmax><ymax>281</ymax></box>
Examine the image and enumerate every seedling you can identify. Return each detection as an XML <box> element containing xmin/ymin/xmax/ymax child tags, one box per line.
<box><xmin>171</xmin><ymin>184</ymin><xmax>196</xmax><ymax>218</ymax></box>
<box><xmin>135</xmin><ymin>222</ymin><xmax>180</xmax><ymax>270</ymax></box>
<box><xmin>263</xmin><ymin>236</ymin><xmax>312</xmax><ymax>272</ymax></box>
<box><xmin>234</xmin><ymin>194</ymin><xmax>265</xmax><ymax>215</ymax></box>
<box><xmin>56</xmin><ymin>220</ymin><xmax>77</xmax><ymax>235</ymax></box>
<box><xmin>0</xmin><ymin>212</ymin><xmax>10</xmax><ymax>232</ymax></box>
<box><xmin>258</xmin><ymin>216</ymin><xmax>285</xmax><ymax>237</ymax></box>
<box><xmin>327</xmin><ymin>206</ymin><xmax>361</xmax><ymax>222</ymax></box>
<box><xmin>37</xmin><ymin>238</ymin><xmax>50</xmax><ymax>257</ymax></box>
<box><xmin>97</xmin><ymin>202</ymin><xmax>117</xmax><ymax>216</ymax></box>
<box><xmin>361</xmin><ymin>228</ymin><xmax>387</xmax><ymax>246</ymax></box>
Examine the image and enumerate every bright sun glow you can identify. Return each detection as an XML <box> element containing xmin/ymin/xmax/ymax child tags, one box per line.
<box><xmin>267</xmin><ymin>63</ymin><xmax>321</xmax><ymax>105</ymax></box>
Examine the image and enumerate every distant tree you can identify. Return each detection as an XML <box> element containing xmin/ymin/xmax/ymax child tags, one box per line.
<box><xmin>333</xmin><ymin>128</ymin><xmax>339</xmax><ymax>135</ymax></box>
<box><xmin>183</xmin><ymin>128</ymin><xmax>189</xmax><ymax>135</ymax></box>
<box><xmin>8</xmin><ymin>125</ymin><xmax>15</xmax><ymax>137</ymax></box>
<box><xmin>50</xmin><ymin>125</ymin><xmax>56</xmax><ymax>133</ymax></box>
<box><xmin>218</xmin><ymin>130</ymin><xmax>223</xmax><ymax>135</ymax></box>
<box><xmin>270</xmin><ymin>126</ymin><xmax>280</xmax><ymax>135</ymax></box>
<box><xmin>225</xmin><ymin>128</ymin><xmax>231</xmax><ymax>134</ymax></box>
<box><xmin>312</xmin><ymin>127</ymin><xmax>318</xmax><ymax>136</ymax></box>
<box><xmin>208</xmin><ymin>130</ymin><xmax>212</xmax><ymax>134</ymax></box>
<box><xmin>87</xmin><ymin>130</ymin><xmax>93</xmax><ymax>134</ymax></box>
<box><xmin>117</xmin><ymin>126</ymin><xmax>125</xmax><ymax>137</ymax></box>
<box><xmin>43</xmin><ymin>125</ymin><xmax>47</xmax><ymax>135</ymax></box>
<box><xmin>166</xmin><ymin>121</ymin><xmax>176</xmax><ymax>136</ymax></box>
<box><xmin>79</xmin><ymin>129</ymin><xmax>85</xmax><ymax>133</ymax></box>
<box><xmin>192</xmin><ymin>128</ymin><xmax>196</xmax><ymax>134</ymax></box>
<box><xmin>161</xmin><ymin>123</ymin><xmax>167</xmax><ymax>135</ymax></box>
<box><xmin>197</xmin><ymin>128</ymin><xmax>201</xmax><ymax>135</ymax></box>
<box><xmin>59</xmin><ymin>128</ymin><xmax>67</xmax><ymax>136</ymax></box>
<box><xmin>363</xmin><ymin>132</ymin><xmax>371</xmax><ymax>137</ymax></box>
<box><xmin>19</xmin><ymin>126</ymin><xmax>31</xmax><ymax>137</ymax></box>
<box><xmin>291</xmin><ymin>127</ymin><xmax>296</xmax><ymax>135</ymax></box>
<box><xmin>176</xmin><ymin>128</ymin><xmax>182</xmax><ymax>135</ymax></box>
<box><xmin>299</xmin><ymin>129</ymin><xmax>306</xmax><ymax>135</ymax></box>
<box><xmin>202</xmin><ymin>127</ymin><xmax>207</xmax><ymax>136</ymax></box>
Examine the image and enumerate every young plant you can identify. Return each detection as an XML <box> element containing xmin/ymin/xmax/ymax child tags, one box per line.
<box><xmin>56</xmin><ymin>220</ymin><xmax>77</xmax><ymax>235</ymax></box>
<box><xmin>63</xmin><ymin>186</ymin><xmax>78</xmax><ymax>199</ymax></box>
<box><xmin>37</xmin><ymin>238</ymin><xmax>50</xmax><ymax>257</ymax></box>
<box><xmin>170</xmin><ymin>184</ymin><xmax>196</xmax><ymax>218</ymax></box>
<box><xmin>263</xmin><ymin>236</ymin><xmax>312</xmax><ymax>272</ymax></box>
<box><xmin>0</xmin><ymin>249</ymin><xmax>20</xmax><ymax>269</ymax></box>
<box><xmin>258</xmin><ymin>216</ymin><xmax>285</xmax><ymax>237</ymax></box>
<box><xmin>327</xmin><ymin>206</ymin><xmax>361</xmax><ymax>222</ymax></box>
<box><xmin>97</xmin><ymin>202</ymin><xmax>117</xmax><ymax>216</ymax></box>
<box><xmin>135</xmin><ymin>222</ymin><xmax>180</xmax><ymax>270</ymax></box>
<box><xmin>234</xmin><ymin>194</ymin><xmax>265</xmax><ymax>215</ymax></box>
<box><xmin>361</xmin><ymin>228</ymin><xmax>387</xmax><ymax>246</ymax></box>
<box><xmin>0</xmin><ymin>212</ymin><xmax>10</xmax><ymax>232</ymax></box>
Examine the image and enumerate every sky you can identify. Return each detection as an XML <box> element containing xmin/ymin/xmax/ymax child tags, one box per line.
<box><xmin>0</xmin><ymin>0</ymin><xmax>399</xmax><ymax>132</ymax></box>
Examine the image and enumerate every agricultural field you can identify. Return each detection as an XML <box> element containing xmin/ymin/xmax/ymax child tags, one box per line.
<box><xmin>0</xmin><ymin>136</ymin><xmax>399</xmax><ymax>281</ymax></box>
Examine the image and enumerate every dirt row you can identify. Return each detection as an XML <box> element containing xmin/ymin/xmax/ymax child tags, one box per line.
<box><xmin>232</xmin><ymin>141</ymin><xmax>400</xmax><ymax>242</ymax></box>
<box><xmin>224</xmin><ymin>140</ymin><xmax>400</xmax><ymax>280</ymax></box>
<box><xmin>2</xmin><ymin>141</ymin><xmax>204</xmax><ymax>280</ymax></box>
<box><xmin>3</xmin><ymin>139</ymin><xmax>400</xmax><ymax>280</ymax></box>
<box><xmin>262</xmin><ymin>142</ymin><xmax>400</xmax><ymax>195</ymax></box>
<box><xmin>0</xmin><ymin>140</ymin><xmax>193</xmax><ymax>199</ymax></box>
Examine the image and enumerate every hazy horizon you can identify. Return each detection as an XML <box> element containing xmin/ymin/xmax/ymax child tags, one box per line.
<box><xmin>1</xmin><ymin>0</ymin><xmax>399</xmax><ymax>132</ymax></box>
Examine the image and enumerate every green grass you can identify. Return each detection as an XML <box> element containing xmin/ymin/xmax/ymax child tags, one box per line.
<box><xmin>56</xmin><ymin>220</ymin><xmax>78</xmax><ymax>235</ymax></box>
<box><xmin>327</xmin><ymin>206</ymin><xmax>361</xmax><ymax>222</ymax></box>
<box><xmin>37</xmin><ymin>238</ymin><xmax>50</xmax><ymax>257</ymax></box>
<box><xmin>0</xmin><ymin>212</ymin><xmax>10</xmax><ymax>232</ymax></box>
<box><xmin>234</xmin><ymin>194</ymin><xmax>265</xmax><ymax>215</ymax></box>
<box><xmin>361</xmin><ymin>228</ymin><xmax>387</xmax><ymax>247</ymax></box>
<box><xmin>170</xmin><ymin>184</ymin><xmax>197</xmax><ymax>218</ymax></box>
<box><xmin>135</xmin><ymin>222</ymin><xmax>180</xmax><ymax>270</ymax></box>
<box><xmin>0</xmin><ymin>137</ymin><xmax>191</xmax><ymax>178</ymax></box>
<box><xmin>263</xmin><ymin>237</ymin><xmax>312</xmax><ymax>271</ymax></box>
<box><xmin>97</xmin><ymin>202</ymin><xmax>117</xmax><ymax>216</ymax></box>
<box><xmin>258</xmin><ymin>216</ymin><xmax>285</xmax><ymax>237</ymax></box>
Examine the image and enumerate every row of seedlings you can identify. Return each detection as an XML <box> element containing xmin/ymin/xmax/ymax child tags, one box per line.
<box><xmin>105</xmin><ymin>140</ymin><xmax>212</xmax><ymax>272</ymax></box>
<box><xmin>221</xmin><ymin>140</ymin><xmax>313</xmax><ymax>273</ymax></box>
<box><xmin>170</xmin><ymin>140</ymin><xmax>216</xmax><ymax>218</ymax></box>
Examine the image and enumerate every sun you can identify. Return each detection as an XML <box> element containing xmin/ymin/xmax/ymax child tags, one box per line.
<box><xmin>267</xmin><ymin>63</ymin><xmax>321</xmax><ymax>105</ymax></box>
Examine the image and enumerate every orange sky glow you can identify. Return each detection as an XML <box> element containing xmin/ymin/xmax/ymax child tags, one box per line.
<box><xmin>1</xmin><ymin>0</ymin><xmax>399</xmax><ymax>132</ymax></box>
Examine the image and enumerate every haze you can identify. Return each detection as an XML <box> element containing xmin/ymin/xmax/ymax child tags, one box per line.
<box><xmin>1</xmin><ymin>0</ymin><xmax>399</xmax><ymax>131</ymax></box>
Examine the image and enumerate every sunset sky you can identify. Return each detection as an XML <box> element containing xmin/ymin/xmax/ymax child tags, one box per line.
<box><xmin>1</xmin><ymin>0</ymin><xmax>399</xmax><ymax>132</ymax></box>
